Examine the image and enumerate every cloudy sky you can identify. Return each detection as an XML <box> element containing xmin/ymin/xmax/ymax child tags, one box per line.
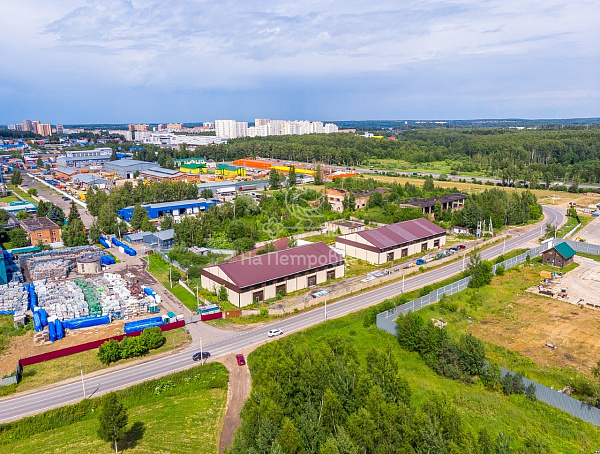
<box><xmin>1</xmin><ymin>0</ymin><xmax>599</xmax><ymax>124</ymax></box>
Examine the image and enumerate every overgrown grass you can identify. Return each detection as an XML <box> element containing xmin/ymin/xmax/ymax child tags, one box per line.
<box><xmin>145</xmin><ymin>255</ymin><xmax>199</xmax><ymax>311</ymax></box>
<box><xmin>0</xmin><ymin>363</ymin><xmax>228</xmax><ymax>454</ymax></box>
<box><xmin>7</xmin><ymin>185</ymin><xmax>37</xmax><ymax>204</ymax></box>
<box><xmin>0</xmin><ymin>315</ymin><xmax>32</xmax><ymax>355</ymax></box>
<box><xmin>577</xmin><ymin>252</ymin><xmax>600</xmax><ymax>262</ymax></box>
<box><xmin>248</xmin><ymin>311</ymin><xmax>600</xmax><ymax>452</ymax></box>
<box><xmin>5</xmin><ymin>328</ymin><xmax>188</xmax><ymax>395</ymax></box>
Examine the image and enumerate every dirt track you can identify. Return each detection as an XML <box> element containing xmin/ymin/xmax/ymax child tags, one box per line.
<box><xmin>217</xmin><ymin>347</ymin><xmax>255</xmax><ymax>454</ymax></box>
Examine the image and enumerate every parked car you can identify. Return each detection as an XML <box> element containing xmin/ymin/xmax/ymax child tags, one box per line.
<box><xmin>62</xmin><ymin>196</ymin><xmax>70</xmax><ymax>201</ymax></box>
<box><xmin>456</xmin><ymin>244</ymin><xmax>467</xmax><ymax>250</ymax></box>
<box><xmin>236</xmin><ymin>354</ymin><xmax>246</xmax><ymax>366</ymax></box>
<box><xmin>192</xmin><ymin>351</ymin><xmax>211</xmax><ymax>361</ymax></box>
<box><xmin>448</xmin><ymin>246</ymin><xmax>459</xmax><ymax>252</ymax></box>
<box><xmin>416</xmin><ymin>259</ymin><xmax>425</xmax><ymax>266</ymax></box>
<box><xmin>312</xmin><ymin>290</ymin><xmax>330</xmax><ymax>298</ymax></box>
<box><xmin>268</xmin><ymin>328</ymin><xmax>283</xmax><ymax>337</ymax></box>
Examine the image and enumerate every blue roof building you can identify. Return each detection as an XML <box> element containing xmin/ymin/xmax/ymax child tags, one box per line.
<box><xmin>118</xmin><ymin>199</ymin><xmax>217</xmax><ymax>222</ymax></box>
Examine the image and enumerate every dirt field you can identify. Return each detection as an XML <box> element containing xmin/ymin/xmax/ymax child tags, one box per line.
<box><xmin>469</xmin><ymin>259</ymin><xmax>600</xmax><ymax>375</ymax></box>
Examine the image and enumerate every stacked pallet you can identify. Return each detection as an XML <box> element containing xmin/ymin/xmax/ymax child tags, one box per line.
<box><xmin>29</xmin><ymin>259</ymin><xmax>72</xmax><ymax>281</ymax></box>
<box><xmin>35</xmin><ymin>279</ymin><xmax>89</xmax><ymax>320</ymax></box>
<box><xmin>0</xmin><ymin>280</ymin><xmax>28</xmax><ymax>313</ymax></box>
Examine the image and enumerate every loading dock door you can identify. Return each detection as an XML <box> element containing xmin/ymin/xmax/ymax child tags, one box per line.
<box><xmin>307</xmin><ymin>275</ymin><xmax>317</xmax><ymax>287</ymax></box>
<box><xmin>253</xmin><ymin>290</ymin><xmax>264</xmax><ymax>303</ymax></box>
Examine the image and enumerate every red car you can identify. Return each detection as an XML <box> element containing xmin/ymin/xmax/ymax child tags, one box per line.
<box><xmin>236</xmin><ymin>354</ymin><xmax>246</xmax><ymax>366</ymax></box>
<box><xmin>457</xmin><ymin>244</ymin><xmax>467</xmax><ymax>250</ymax></box>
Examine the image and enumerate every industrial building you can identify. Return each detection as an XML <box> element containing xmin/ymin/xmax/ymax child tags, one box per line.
<box><xmin>200</xmin><ymin>242</ymin><xmax>345</xmax><ymax>307</ymax></box>
<box><xmin>196</xmin><ymin>180</ymin><xmax>268</xmax><ymax>194</ymax></box>
<box><xmin>54</xmin><ymin>167</ymin><xmax>79</xmax><ymax>179</ymax></box>
<box><xmin>138</xmin><ymin>167</ymin><xmax>184</xmax><ymax>182</ymax></box>
<box><xmin>66</xmin><ymin>147</ymin><xmax>112</xmax><ymax>158</ymax></box>
<box><xmin>406</xmin><ymin>193</ymin><xmax>467</xmax><ymax>217</ymax></box>
<box><xmin>72</xmin><ymin>173</ymin><xmax>110</xmax><ymax>190</ymax></box>
<box><xmin>103</xmin><ymin>159</ymin><xmax>157</xmax><ymax>179</ymax></box>
<box><xmin>335</xmin><ymin>218</ymin><xmax>447</xmax><ymax>265</ymax></box>
<box><xmin>124</xmin><ymin>229</ymin><xmax>175</xmax><ymax>249</ymax></box>
<box><xmin>56</xmin><ymin>155</ymin><xmax>112</xmax><ymax>168</ymax></box>
<box><xmin>118</xmin><ymin>199</ymin><xmax>217</xmax><ymax>222</ymax></box>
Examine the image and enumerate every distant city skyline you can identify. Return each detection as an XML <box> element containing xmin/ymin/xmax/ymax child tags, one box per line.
<box><xmin>1</xmin><ymin>1</ymin><xmax>598</xmax><ymax>124</ymax></box>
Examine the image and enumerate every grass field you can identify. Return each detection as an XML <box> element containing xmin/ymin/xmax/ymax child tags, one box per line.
<box><xmin>254</xmin><ymin>310</ymin><xmax>600</xmax><ymax>452</ymax></box>
<box><xmin>13</xmin><ymin>328</ymin><xmax>188</xmax><ymax>394</ymax></box>
<box><xmin>0</xmin><ymin>195</ymin><xmax>19</xmax><ymax>203</ymax></box>
<box><xmin>0</xmin><ymin>363</ymin><xmax>228</xmax><ymax>454</ymax></box>
<box><xmin>145</xmin><ymin>255</ymin><xmax>199</xmax><ymax>311</ymax></box>
<box><xmin>419</xmin><ymin>258</ymin><xmax>600</xmax><ymax>394</ymax></box>
<box><xmin>7</xmin><ymin>185</ymin><xmax>37</xmax><ymax>204</ymax></box>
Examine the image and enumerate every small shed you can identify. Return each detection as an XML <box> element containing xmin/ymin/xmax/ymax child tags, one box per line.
<box><xmin>541</xmin><ymin>243</ymin><xmax>575</xmax><ymax>268</ymax></box>
<box><xmin>76</xmin><ymin>255</ymin><xmax>101</xmax><ymax>274</ymax></box>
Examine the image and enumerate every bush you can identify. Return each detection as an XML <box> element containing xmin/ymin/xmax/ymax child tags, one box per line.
<box><xmin>259</xmin><ymin>307</ymin><xmax>268</xmax><ymax>316</ymax></box>
<box><xmin>139</xmin><ymin>326</ymin><xmax>166</xmax><ymax>350</ymax></box>
<box><xmin>120</xmin><ymin>336</ymin><xmax>148</xmax><ymax>359</ymax></box>
<box><xmin>495</xmin><ymin>265</ymin><xmax>505</xmax><ymax>276</ymax></box>
<box><xmin>98</xmin><ymin>339</ymin><xmax>121</xmax><ymax>365</ymax></box>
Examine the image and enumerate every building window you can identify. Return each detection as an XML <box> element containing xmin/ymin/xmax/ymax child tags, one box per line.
<box><xmin>38</xmin><ymin>233</ymin><xmax>42</xmax><ymax>237</ymax></box>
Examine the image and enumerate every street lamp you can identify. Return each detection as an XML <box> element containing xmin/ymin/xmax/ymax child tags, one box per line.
<box><xmin>79</xmin><ymin>362</ymin><xmax>86</xmax><ymax>398</ymax></box>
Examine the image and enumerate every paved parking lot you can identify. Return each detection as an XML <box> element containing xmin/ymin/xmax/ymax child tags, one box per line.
<box><xmin>20</xmin><ymin>173</ymin><xmax>94</xmax><ymax>227</ymax></box>
<box><xmin>577</xmin><ymin>216</ymin><xmax>600</xmax><ymax>245</ymax></box>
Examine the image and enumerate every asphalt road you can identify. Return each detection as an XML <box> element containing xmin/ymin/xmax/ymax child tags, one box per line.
<box><xmin>0</xmin><ymin>205</ymin><xmax>565</xmax><ymax>423</ymax></box>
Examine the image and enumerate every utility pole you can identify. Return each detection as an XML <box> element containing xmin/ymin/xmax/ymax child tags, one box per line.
<box><xmin>402</xmin><ymin>269</ymin><xmax>405</xmax><ymax>293</ymax></box>
<box><xmin>324</xmin><ymin>298</ymin><xmax>327</xmax><ymax>321</ymax></box>
<box><xmin>200</xmin><ymin>335</ymin><xmax>203</xmax><ymax>365</ymax></box>
<box><xmin>79</xmin><ymin>362</ymin><xmax>86</xmax><ymax>398</ymax></box>
<box><xmin>503</xmin><ymin>238</ymin><xmax>506</xmax><ymax>255</ymax></box>
<box><xmin>169</xmin><ymin>267</ymin><xmax>172</xmax><ymax>288</ymax></box>
<box><xmin>462</xmin><ymin>252</ymin><xmax>466</xmax><ymax>272</ymax></box>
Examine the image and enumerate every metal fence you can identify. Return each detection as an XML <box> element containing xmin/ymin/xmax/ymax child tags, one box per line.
<box><xmin>153</xmin><ymin>250</ymin><xmax>188</xmax><ymax>272</ymax></box>
<box><xmin>376</xmin><ymin>239</ymin><xmax>600</xmax><ymax>426</ymax></box>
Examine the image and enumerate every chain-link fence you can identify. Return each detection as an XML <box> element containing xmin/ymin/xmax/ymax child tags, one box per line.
<box><xmin>376</xmin><ymin>239</ymin><xmax>600</xmax><ymax>426</ymax></box>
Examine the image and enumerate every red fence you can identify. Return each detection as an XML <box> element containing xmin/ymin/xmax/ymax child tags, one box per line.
<box><xmin>200</xmin><ymin>312</ymin><xmax>223</xmax><ymax>322</ymax></box>
<box><xmin>19</xmin><ymin>320</ymin><xmax>185</xmax><ymax>367</ymax></box>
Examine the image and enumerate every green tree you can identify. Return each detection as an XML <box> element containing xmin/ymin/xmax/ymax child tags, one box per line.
<box><xmin>314</xmin><ymin>163</ymin><xmax>323</xmax><ymax>185</ymax></box>
<box><xmin>160</xmin><ymin>216</ymin><xmax>173</xmax><ymax>230</ymax></box>
<box><xmin>16</xmin><ymin>210</ymin><xmax>30</xmax><ymax>220</ymax></box>
<box><xmin>67</xmin><ymin>200</ymin><xmax>81</xmax><ymax>225</ymax></box>
<box><xmin>170</xmin><ymin>267</ymin><xmax>181</xmax><ymax>284</ymax></box>
<box><xmin>110</xmin><ymin>148</ymin><xmax>118</xmax><ymax>161</ymax></box>
<box><xmin>10</xmin><ymin>170</ymin><xmax>22</xmax><ymax>185</ymax></box>
<box><xmin>98</xmin><ymin>339</ymin><xmax>121</xmax><ymax>365</ymax></box>
<box><xmin>36</xmin><ymin>157</ymin><xmax>43</xmax><ymax>168</ymax></box>
<box><xmin>433</xmin><ymin>201</ymin><xmax>442</xmax><ymax>220</ymax></box>
<box><xmin>0</xmin><ymin>208</ymin><xmax>8</xmax><ymax>224</ymax></box>
<box><xmin>36</xmin><ymin>200</ymin><xmax>51</xmax><ymax>217</ymax></box>
<box><xmin>200</xmin><ymin>188</ymin><xmax>213</xmax><ymax>199</ymax></box>
<box><xmin>139</xmin><ymin>326</ymin><xmax>166</xmax><ymax>350</ymax></box>
<box><xmin>9</xmin><ymin>228</ymin><xmax>30</xmax><ymax>248</ymax></box>
<box><xmin>458</xmin><ymin>333</ymin><xmax>486</xmax><ymax>375</ymax></box>
<box><xmin>423</xmin><ymin>175</ymin><xmax>435</xmax><ymax>192</ymax></box>
<box><xmin>63</xmin><ymin>219</ymin><xmax>89</xmax><ymax>247</ymax></box>
<box><xmin>35</xmin><ymin>240</ymin><xmax>50</xmax><ymax>251</ymax></box>
<box><xmin>270</xmin><ymin>169</ymin><xmax>281</xmax><ymax>189</ymax></box>
<box><xmin>288</xmin><ymin>166</ymin><xmax>297</xmax><ymax>187</ymax></box>
<box><xmin>234</xmin><ymin>195</ymin><xmax>259</xmax><ymax>218</ymax></box>
<box><xmin>47</xmin><ymin>204</ymin><xmax>66</xmax><ymax>225</ymax></box>
<box><xmin>277</xmin><ymin>417</ymin><xmax>302</xmax><ymax>454</ymax></box>
<box><xmin>129</xmin><ymin>204</ymin><xmax>148</xmax><ymax>230</ymax></box>
<box><xmin>89</xmin><ymin>220</ymin><xmax>102</xmax><ymax>244</ymax></box>
<box><xmin>219</xmin><ymin>284</ymin><xmax>228</xmax><ymax>302</ymax></box>
<box><xmin>97</xmin><ymin>392</ymin><xmax>128</xmax><ymax>453</ymax></box>
<box><xmin>467</xmin><ymin>251</ymin><xmax>493</xmax><ymax>288</ymax></box>
<box><xmin>366</xmin><ymin>191</ymin><xmax>383</xmax><ymax>208</ymax></box>
<box><xmin>98</xmin><ymin>203</ymin><xmax>117</xmax><ymax>234</ymax></box>
<box><xmin>27</xmin><ymin>188</ymin><xmax>37</xmax><ymax>197</ymax></box>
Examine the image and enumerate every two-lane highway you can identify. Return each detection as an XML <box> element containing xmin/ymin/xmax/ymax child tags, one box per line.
<box><xmin>0</xmin><ymin>205</ymin><xmax>565</xmax><ymax>423</ymax></box>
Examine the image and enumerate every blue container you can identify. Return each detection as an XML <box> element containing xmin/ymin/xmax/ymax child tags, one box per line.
<box><xmin>33</xmin><ymin>311</ymin><xmax>42</xmax><ymax>332</ymax></box>
<box><xmin>55</xmin><ymin>319</ymin><xmax>64</xmax><ymax>340</ymax></box>
<box><xmin>48</xmin><ymin>320</ymin><xmax>57</xmax><ymax>342</ymax></box>
<box><xmin>39</xmin><ymin>308</ymin><xmax>48</xmax><ymax>327</ymax></box>
<box><xmin>62</xmin><ymin>315</ymin><xmax>111</xmax><ymax>330</ymax></box>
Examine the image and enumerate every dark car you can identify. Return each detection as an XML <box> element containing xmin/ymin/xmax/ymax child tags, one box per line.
<box><xmin>192</xmin><ymin>351</ymin><xmax>211</xmax><ymax>361</ymax></box>
<box><xmin>62</xmin><ymin>196</ymin><xmax>70</xmax><ymax>201</ymax></box>
<box><xmin>457</xmin><ymin>244</ymin><xmax>467</xmax><ymax>250</ymax></box>
<box><xmin>236</xmin><ymin>354</ymin><xmax>246</xmax><ymax>366</ymax></box>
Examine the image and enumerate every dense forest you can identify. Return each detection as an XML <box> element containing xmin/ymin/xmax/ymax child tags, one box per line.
<box><xmin>124</xmin><ymin>129</ymin><xmax>600</xmax><ymax>185</ymax></box>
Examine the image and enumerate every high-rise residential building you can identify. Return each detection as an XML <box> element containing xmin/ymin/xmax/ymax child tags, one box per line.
<box><xmin>22</xmin><ymin>120</ymin><xmax>33</xmax><ymax>132</ymax></box>
<box><xmin>56</xmin><ymin>124</ymin><xmax>64</xmax><ymax>135</ymax></box>
<box><xmin>311</xmin><ymin>121</ymin><xmax>324</xmax><ymax>134</ymax></box>
<box><xmin>128</xmin><ymin>124</ymin><xmax>150</xmax><ymax>132</ymax></box>
<box><xmin>324</xmin><ymin>123</ymin><xmax>339</xmax><ymax>133</ymax></box>
<box><xmin>32</xmin><ymin>121</ymin><xmax>40</xmax><ymax>134</ymax></box>
<box><xmin>254</xmin><ymin>118</ymin><xmax>270</xmax><ymax>127</ymax></box>
<box><xmin>166</xmin><ymin>123</ymin><xmax>183</xmax><ymax>130</ymax></box>
<box><xmin>203</xmin><ymin>122</ymin><xmax>215</xmax><ymax>129</ymax></box>
<box><xmin>157</xmin><ymin>124</ymin><xmax>165</xmax><ymax>131</ymax></box>
<box><xmin>235</xmin><ymin>121</ymin><xmax>248</xmax><ymax>138</ymax></box>
<box><xmin>36</xmin><ymin>123</ymin><xmax>52</xmax><ymax>136</ymax></box>
<box><xmin>7</xmin><ymin>124</ymin><xmax>16</xmax><ymax>130</ymax></box>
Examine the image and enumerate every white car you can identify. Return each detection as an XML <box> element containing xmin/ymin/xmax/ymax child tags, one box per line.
<box><xmin>268</xmin><ymin>328</ymin><xmax>283</xmax><ymax>337</ymax></box>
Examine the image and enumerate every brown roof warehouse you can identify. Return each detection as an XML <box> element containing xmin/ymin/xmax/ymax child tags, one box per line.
<box><xmin>200</xmin><ymin>242</ymin><xmax>345</xmax><ymax>307</ymax></box>
<box><xmin>19</xmin><ymin>217</ymin><xmax>62</xmax><ymax>245</ymax></box>
<box><xmin>335</xmin><ymin>217</ymin><xmax>447</xmax><ymax>265</ymax></box>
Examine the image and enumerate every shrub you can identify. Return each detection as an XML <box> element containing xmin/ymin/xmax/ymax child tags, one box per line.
<box><xmin>98</xmin><ymin>339</ymin><xmax>121</xmax><ymax>365</ymax></box>
<box><xmin>170</xmin><ymin>268</ymin><xmax>181</xmax><ymax>283</ymax></box>
<box><xmin>259</xmin><ymin>307</ymin><xmax>268</xmax><ymax>316</ymax></box>
<box><xmin>120</xmin><ymin>336</ymin><xmax>148</xmax><ymax>359</ymax></box>
<box><xmin>139</xmin><ymin>327</ymin><xmax>166</xmax><ymax>350</ymax></box>
<box><xmin>495</xmin><ymin>265</ymin><xmax>505</xmax><ymax>276</ymax></box>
